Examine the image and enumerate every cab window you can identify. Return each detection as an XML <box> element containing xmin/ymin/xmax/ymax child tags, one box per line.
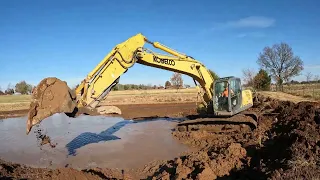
<box><xmin>229</xmin><ymin>79</ymin><xmax>241</xmax><ymax>95</ymax></box>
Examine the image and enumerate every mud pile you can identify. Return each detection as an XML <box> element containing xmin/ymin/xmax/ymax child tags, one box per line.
<box><xmin>170</xmin><ymin>94</ymin><xmax>320</xmax><ymax>179</ymax></box>
<box><xmin>27</xmin><ymin>77</ymin><xmax>77</xmax><ymax>134</ymax></box>
<box><xmin>267</xmin><ymin>101</ymin><xmax>320</xmax><ymax>179</ymax></box>
<box><xmin>144</xmin><ymin>143</ymin><xmax>247</xmax><ymax>180</ymax></box>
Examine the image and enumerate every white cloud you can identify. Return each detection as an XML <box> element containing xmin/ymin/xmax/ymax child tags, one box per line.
<box><xmin>237</xmin><ymin>33</ymin><xmax>247</xmax><ymax>38</ymax></box>
<box><xmin>236</xmin><ymin>32</ymin><xmax>266</xmax><ymax>38</ymax></box>
<box><xmin>212</xmin><ymin>16</ymin><xmax>275</xmax><ymax>30</ymax></box>
<box><xmin>228</xmin><ymin>16</ymin><xmax>275</xmax><ymax>28</ymax></box>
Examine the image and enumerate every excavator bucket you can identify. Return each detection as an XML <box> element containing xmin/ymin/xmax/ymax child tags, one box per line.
<box><xmin>26</xmin><ymin>77</ymin><xmax>122</xmax><ymax>135</ymax></box>
<box><xmin>26</xmin><ymin>77</ymin><xmax>78</xmax><ymax>134</ymax></box>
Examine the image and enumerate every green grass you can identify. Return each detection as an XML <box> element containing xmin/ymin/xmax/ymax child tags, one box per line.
<box><xmin>0</xmin><ymin>95</ymin><xmax>31</xmax><ymax>103</ymax></box>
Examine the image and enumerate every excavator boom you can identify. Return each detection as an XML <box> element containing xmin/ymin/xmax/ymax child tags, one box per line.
<box><xmin>75</xmin><ymin>33</ymin><xmax>214</xmax><ymax>109</ymax></box>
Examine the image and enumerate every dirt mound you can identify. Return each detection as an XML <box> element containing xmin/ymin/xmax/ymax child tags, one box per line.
<box><xmin>267</xmin><ymin>101</ymin><xmax>320</xmax><ymax>179</ymax></box>
<box><xmin>143</xmin><ymin>143</ymin><xmax>246</xmax><ymax>180</ymax></box>
<box><xmin>26</xmin><ymin>77</ymin><xmax>77</xmax><ymax>134</ymax></box>
<box><xmin>224</xmin><ymin>95</ymin><xmax>320</xmax><ymax>179</ymax></box>
<box><xmin>171</xmin><ymin>94</ymin><xmax>320</xmax><ymax>179</ymax></box>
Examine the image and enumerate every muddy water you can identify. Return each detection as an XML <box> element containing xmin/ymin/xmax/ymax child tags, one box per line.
<box><xmin>0</xmin><ymin>114</ymin><xmax>190</xmax><ymax>170</ymax></box>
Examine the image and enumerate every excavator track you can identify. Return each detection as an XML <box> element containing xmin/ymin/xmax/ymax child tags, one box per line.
<box><xmin>176</xmin><ymin>112</ymin><xmax>259</xmax><ymax>133</ymax></box>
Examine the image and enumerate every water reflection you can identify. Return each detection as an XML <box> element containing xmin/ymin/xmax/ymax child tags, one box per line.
<box><xmin>66</xmin><ymin>120</ymin><xmax>132</xmax><ymax>156</ymax></box>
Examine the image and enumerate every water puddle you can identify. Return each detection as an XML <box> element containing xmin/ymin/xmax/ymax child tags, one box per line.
<box><xmin>0</xmin><ymin>114</ymin><xmax>190</xmax><ymax>169</ymax></box>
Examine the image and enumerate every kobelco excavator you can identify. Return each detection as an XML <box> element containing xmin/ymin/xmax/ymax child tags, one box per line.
<box><xmin>26</xmin><ymin>33</ymin><xmax>258</xmax><ymax>134</ymax></box>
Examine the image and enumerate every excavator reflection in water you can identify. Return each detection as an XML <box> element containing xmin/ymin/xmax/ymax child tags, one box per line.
<box><xmin>26</xmin><ymin>33</ymin><xmax>258</xmax><ymax>134</ymax></box>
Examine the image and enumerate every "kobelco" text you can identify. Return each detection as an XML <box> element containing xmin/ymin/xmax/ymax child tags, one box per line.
<box><xmin>153</xmin><ymin>56</ymin><xmax>176</xmax><ymax>66</ymax></box>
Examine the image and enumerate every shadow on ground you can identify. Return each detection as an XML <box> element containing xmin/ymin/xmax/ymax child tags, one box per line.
<box><xmin>65</xmin><ymin>116</ymin><xmax>183</xmax><ymax>156</ymax></box>
<box><xmin>66</xmin><ymin>120</ymin><xmax>131</xmax><ymax>156</ymax></box>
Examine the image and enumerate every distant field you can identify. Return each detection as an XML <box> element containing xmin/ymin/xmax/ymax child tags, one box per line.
<box><xmin>0</xmin><ymin>88</ymin><xmax>199</xmax><ymax>111</ymax></box>
<box><xmin>0</xmin><ymin>95</ymin><xmax>31</xmax><ymax>103</ymax></box>
<box><xmin>282</xmin><ymin>83</ymin><xmax>320</xmax><ymax>100</ymax></box>
<box><xmin>0</xmin><ymin>88</ymin><xmax>197</xmax><ymax>103</ymax></box>
<box><xmin>108</xmin><ymin>88</ymin><xmax>197</xmax><ymax>96</ymax></box>
<box><xmin>258</xmin><ymin>91</ymin><xmax>315</xmax><ymax>103</ymax></box>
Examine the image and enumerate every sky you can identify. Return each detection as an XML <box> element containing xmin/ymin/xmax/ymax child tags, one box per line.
<box><xmin>1</xmin><ymin>0</ymin><xmax>320</xmax><ymax>89</ymax></box>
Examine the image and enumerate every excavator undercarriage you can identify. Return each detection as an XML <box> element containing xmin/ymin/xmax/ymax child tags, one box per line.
<box><xmin>176</xmin><ymin>111</ymin><xmax>259</xmax><ymax>133</ymax></box>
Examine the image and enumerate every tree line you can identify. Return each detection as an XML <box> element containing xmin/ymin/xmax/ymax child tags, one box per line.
<box><xmin>112</xmin><ymin>69</ymin><xmax>220</xmax><ymax>91</ymax></box>
<box><xmin>0</xmin><ymin>81</ymin><xmax>33</xmax><ymax>95</ymax></box>
<box><xmin>242</xmin><ymin>42</ymin><xmax>319</xmax><ymax>91</ymax></box>
<box><xmin>0</xmin><ymin>69</ymin><xmax>220</xmax><ymax>95</ymax></box>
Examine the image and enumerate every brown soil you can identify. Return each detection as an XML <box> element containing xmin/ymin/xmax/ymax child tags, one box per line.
<box><xmin>1</xmin><ymin>102</ymin><xmax>197</xmax><ymax>120</ymax></box>
<box><xmin>0</xmin><ymin>158</ymin><xmax>126</xmax><ymax>180</ymax></box>
<box><xmin>1</xmin><ymin>93</ymin><xmax>320</xmax><ymax>179</ymax></box>
<box><xmin>142</xmin><ymin>94</ymin><xmax>320</xmax><ymax>179</ymax></box>
<box><xmin>0</xmin><ymin>109</ymin><xmax>29</xmax><ymax>119</ymax></box>
<box><xmin>27</xmin><ymin>77</ymin><xmax>78</xmax><ymax>134</ymax></box>
<box><xmin>141</xmin><ymin>143</ymin><xmax>247</xmax><ymax>180</ymax></box>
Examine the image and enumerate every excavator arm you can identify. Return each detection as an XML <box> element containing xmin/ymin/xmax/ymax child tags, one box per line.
<box><xmin>75</xmin><ymin>33</ymin><xmax>214</xmax><ymax>110</ymax></box>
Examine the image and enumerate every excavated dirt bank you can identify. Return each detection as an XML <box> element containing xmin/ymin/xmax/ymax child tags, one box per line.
<box><xmin>1</xmin><ymin>94</ymin><xmax>320</xmax><ymax>179</ymax></box>
<box><xmin>163</xmin><ymin>94</ymin><xmax>320</xmax><ymax>179</ymax></box>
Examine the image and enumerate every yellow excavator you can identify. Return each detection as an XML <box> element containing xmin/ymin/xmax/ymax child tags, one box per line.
<box><xmin>26</xmin><ymin>33</ymin><xmax>258</xmax><ymax>134</ymax></box>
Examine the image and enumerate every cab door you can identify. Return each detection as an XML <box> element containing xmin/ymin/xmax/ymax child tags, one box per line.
<box><xmin>229</xmin><ymin>78</ymin><xmax>242</xmax><ymax>112</ymax></box>
<box><xmin>214</xmin><ymin>80</ymin><xmax>229</xmax><ymax>112</ymax></box>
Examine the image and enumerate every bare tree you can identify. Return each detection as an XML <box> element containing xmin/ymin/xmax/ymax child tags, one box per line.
<box><xmin>314</xmin><ymin>75</ymin><xmax>319</xmax><ymax>82</ymax></box>
<box><xmin>305</xmin><ymin>72</ymin><xmax>313</xmax><ymax>82</ymax></box>
<box><xmin>242</xmin><ymin>68</ymin><xmax>256</xmax><ymax>87</ymax></box>
<box><xmin>5</xmin><ymin>83</ymin><xmax>14</xmax><ymax>95</ymax></box>
<box><xmin>170</xmin><ymin>72</ymin><xmax>183</xmax><ymax>89</ymax></box>
<box><xmin>257</xmin><ymin>43</ymin><xmax>303</xmax><ymax>91</ymax></box>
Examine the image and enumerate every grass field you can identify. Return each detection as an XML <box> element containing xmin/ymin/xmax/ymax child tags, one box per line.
<box><xmin>282</xmin><ymin>83</ymin><xmax>320</xmax><ymax>100</ymax></box>
<box><xmin>0</xmin><ymin>88</ymin><xmax>199</xmax><ymax>111</ymax></box>
<box><xmin>0</xmin><ymin>88</ymin><xmax>197</xmax><ymax>103</ymax></box>
<box><xmin>0</xmin><ymin>86</ymin><xmax>317</xmax><ymax>112</ymax></box>
<box><xmin>108</xmin><ymin>88</ymin><xmax>197</xmax><ymax>96</ymax></box>
<box><xmin>0</xmin><ymin>95</ymin><xmax>31</xmax><ymax>103</ymax></box>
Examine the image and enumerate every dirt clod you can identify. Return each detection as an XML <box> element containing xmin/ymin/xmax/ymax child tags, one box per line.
<box><xmin>26</xmin><ymin>77</ymin><xmax>77</xmax><ymax>134</ymax></box>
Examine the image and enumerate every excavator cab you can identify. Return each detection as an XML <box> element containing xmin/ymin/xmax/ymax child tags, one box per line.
<box><xmin>213</xmin><ymin>76</ymin><xmax>243</xmax><ymax>116</ymax></box>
